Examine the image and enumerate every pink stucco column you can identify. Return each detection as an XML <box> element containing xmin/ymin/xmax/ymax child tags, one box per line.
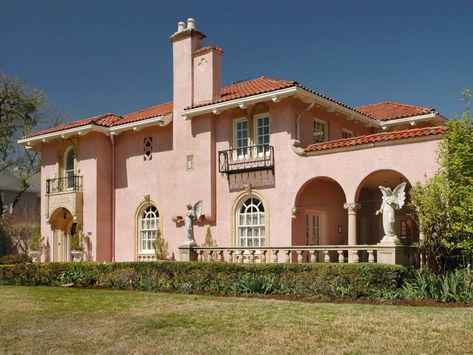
<box><xmin>344</xmin><ymin>202</ymin><xmax>361</xmax><ymax>263</ymax></box>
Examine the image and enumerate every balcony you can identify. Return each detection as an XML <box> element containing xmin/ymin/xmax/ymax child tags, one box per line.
<box><xmin>46</xmin><ymin>176</ymin><xmax>82</xmax><ymax>194</ymax></box>
<box><xmin>218</xmin><ymin>144</ymin><xmax>274</xmax><ymax>177</ymax></box>
<box><xmin>45</xmin><ymin>176</ymin><xmax>83</xmax><ymax>220</ymax></box>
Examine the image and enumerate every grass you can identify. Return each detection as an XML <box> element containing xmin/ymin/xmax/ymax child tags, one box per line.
<box><xmin>1</xmin><ymin>286</ymin><xmax>473</xmax><ymax>354</ymax></box>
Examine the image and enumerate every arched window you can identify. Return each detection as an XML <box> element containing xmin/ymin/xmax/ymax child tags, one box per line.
<box><xmin>63</xmin><ymin>147</ymin><xmax>75</xmax><ymax>189</ymax></box>
<box><xmin>237</xmin><ymin>197</ymin><xmax>265</xmax><ymax>247</ymax></box>
<box><xmin>139</xmin><ymin>204</ymin><xmax>159</xmax><ymax>252</ymax></box>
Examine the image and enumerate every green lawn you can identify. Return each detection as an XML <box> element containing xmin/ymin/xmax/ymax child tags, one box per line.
<box><xmin>1</xmin><ymin>286</ymin><xmax>472</xmax><ymax>354</ymax></box>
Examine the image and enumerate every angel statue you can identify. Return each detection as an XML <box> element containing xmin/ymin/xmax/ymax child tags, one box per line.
<box><xmin>375</xmin><ymin>182</ymin><xmax>406</xmax><ymax>244</ymax></box>
<box><xmin>183</xmin><ymin>200</ymin><xmax>203</xmax><ymax>244</ymax></box>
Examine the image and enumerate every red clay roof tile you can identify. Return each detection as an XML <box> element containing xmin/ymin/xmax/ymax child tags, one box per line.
<box><xmin>113</xmin><ymin>101</ymin><xmax>173</xmax><ymax>126</ymax></box>
<box><xmin>304</xmin><ymin>126</ymin><xmax>444</xmax><ymax>153</ymax></box>
<box><xmin>356</xmin><ymin>101</ymin><xmax>435</xmax><ymax>121</ymax></box>
<box><xmin>23</xmin><ymin>77</ymin><xmax>442</xmax><ymax>140</ymax></box>
<box><xmin>24</xmin><ymin>113</ymin><xmax>122</xmax><ymax>138</ymax></box>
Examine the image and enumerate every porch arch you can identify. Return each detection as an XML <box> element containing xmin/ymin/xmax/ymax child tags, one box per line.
<box><xmin>49</xmin><ymin>207</ymin><xmax>74</xmax><ymax>262</ymax></box>
<box><xmin>292</xmin><ymin>177</ymin><xmax>347</xmax><ymax>246</ymax></box>
<box><xmin>355</xmin><ymin>169</ymin><xmax>417</xmax><ymax>245</ymax></box>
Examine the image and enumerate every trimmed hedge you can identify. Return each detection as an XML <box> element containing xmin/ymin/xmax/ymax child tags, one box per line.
<box><xmin>0</xmin><ymin>253</ymin><xmax>31</xmax><ymax>265</ymax></box>
<box><xmin>0</xmin><ymin>262</ymin><xmax>407</xmax><ymax>299</ymax></box>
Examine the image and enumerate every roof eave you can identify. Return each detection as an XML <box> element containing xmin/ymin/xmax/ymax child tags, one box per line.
<box><xmin>181</xmin><ymin>86</ymin><xmax>299</xmax><ymax>119</ymax></box>
<box><xmin>379</xmin><ymin>112</ymin><xmax>446</xmax><ymax>129</ymax></box>
<box><xmin>181</xmin><ymin>86</ymin><xmax>379</xmax><ymax>127</ymax></box>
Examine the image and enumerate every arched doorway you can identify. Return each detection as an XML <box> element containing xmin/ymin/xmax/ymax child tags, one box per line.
<box><xmin>49</xmin><ymin>208</ymin><xmax>74</xmax><ymax>261</ymax></box>
<box><xmin>293</xmin><ymin>177</ymin><xmax>347</xmax><ymax>247</ymax></box>
<box><xmin>355</xmin><ymin>170</ymin><xmax>417</xmax><ymax>245</ymax></box>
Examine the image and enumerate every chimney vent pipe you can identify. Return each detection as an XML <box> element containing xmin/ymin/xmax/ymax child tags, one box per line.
<box><xmin>187</xmin><ymin>18</ymin><xmax>196</xmax><ymax>29</ymax></box>
<box><xmin>177</xmin><ymin>21</ymin><xmax>186</xmax><ymax>32</ymax></box>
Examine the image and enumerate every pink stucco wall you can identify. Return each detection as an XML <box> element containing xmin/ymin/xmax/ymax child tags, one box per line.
<box><xmin>37</xmin><ymin>22</ymin><xmax>442</xmax><ymax>262</ymax></box>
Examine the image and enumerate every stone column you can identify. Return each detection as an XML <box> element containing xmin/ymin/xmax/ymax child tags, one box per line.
<box><xmin>344</xmin><ymin>202</ymin><xmax>360</xmax><ymax>263</ymax></box>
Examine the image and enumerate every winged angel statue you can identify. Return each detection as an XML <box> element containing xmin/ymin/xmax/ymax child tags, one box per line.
<box><xmin>184</xmin><ymin>200</ymin><xmax>203</xmax><ymax>244</ymax></box>
<box><xmin>375</xmin><ymin>182</ymin><xmax>406</xmax><ymax>243</ymax></box>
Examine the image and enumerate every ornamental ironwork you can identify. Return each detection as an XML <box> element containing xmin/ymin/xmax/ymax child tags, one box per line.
<box><xmin>218</xmin><ymin>144</ymin><xmax>274</xmax><ymax>178</ymax></box>
<box><xmin>46</xmin><ymin>176</ymin><xmax>82</xmax><ymax>194</ymax></box>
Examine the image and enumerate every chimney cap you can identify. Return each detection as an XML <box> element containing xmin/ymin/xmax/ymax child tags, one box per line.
<box><xmin>187</xmin><ymin>18</ymin><xmax>196</xmax><ymax>29</ymax></box>
<box><xmin>177</xmin><ymin>21</ymin><xmax>186</xmax><ymax>32</ymax></box>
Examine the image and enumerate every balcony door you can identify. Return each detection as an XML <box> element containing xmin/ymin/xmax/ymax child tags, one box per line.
<box><xmin>254</xmin><ymin>115</ymin><xmax>270</xmax><ymax>157</ymax></box>
<box><xmin>63</xmin><ymin>147</ymin><xmax>75</xmax><ymax>190</ymax></box>
<box><xmin>233</xmin><ymin>118</ymin><xmax>248</xmax><ymax>160</ymax></box>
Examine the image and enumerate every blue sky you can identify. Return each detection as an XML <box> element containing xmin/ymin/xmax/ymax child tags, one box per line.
<box><xmin>1</xmin><ymin>0</ymin><xmax>472</xmax><ymax>121</ymax></box>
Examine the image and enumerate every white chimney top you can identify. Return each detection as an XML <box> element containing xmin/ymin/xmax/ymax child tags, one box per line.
<box><xmin>177</xmin><ymin>21</ymin><xmax>186</xmax><ymax>32</ymax></box>
<box><xmin>187</xmin><ymin>18</ymin><xmax>196</xmax><ymax>29</ymax></box>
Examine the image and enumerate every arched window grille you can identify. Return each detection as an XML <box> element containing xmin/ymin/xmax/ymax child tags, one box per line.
<box><xmin>139</xmin><ymin>205</ymin><xmax>159</xmax><ymax>252</ymax></box>
<box><xmin>237</xmin><ymin>197</ymin><xmax>265</xmax><ymax>247</ymax></box>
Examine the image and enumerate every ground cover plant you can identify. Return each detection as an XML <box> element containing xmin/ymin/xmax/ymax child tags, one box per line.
<box><xmin>1</xmin><ymin>286</ymin><xmax>473</xmax><ymax>354</ymax></box>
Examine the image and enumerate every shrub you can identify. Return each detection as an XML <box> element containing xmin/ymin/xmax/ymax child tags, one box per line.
<box><xmin>0</xmin><ymin>253</ymin><xmax>31</xmax><ymax>265</ymax></box>
<box><xmin>152</xmin><ymin>230</ymin><xmax>168</xmax><ymax>260</ymax></box>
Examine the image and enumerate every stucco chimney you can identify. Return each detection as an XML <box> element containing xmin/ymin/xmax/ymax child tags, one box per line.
<box><xmin>170</xmin><ymin>18</ymin><xmax>222</xmax><ymax>107</ymax></box>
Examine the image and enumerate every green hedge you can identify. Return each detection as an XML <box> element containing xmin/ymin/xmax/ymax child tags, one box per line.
<box><xmin>0</xmin><ymin>262</ymin><xmax>407</xmax><ymax>299</ymax></box>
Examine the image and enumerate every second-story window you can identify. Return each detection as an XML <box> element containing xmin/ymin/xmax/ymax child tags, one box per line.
<box><xmin>64</xmin><ymin>147</ymin><xmax>75</xmax><ymax>189</ymax></box>
<box><xmin>255</xmin><ymin>115</ymin><xmax>270</xmax><ymax>155</ymax></box>
<box><xmin>342</xmin><ymin>129</ymin><xmax>354</xmax><ymax>139</ymax></box>
<box><xmin>313</xmin><ymin>118</ymin><xmax>328</xmax><ymax>143</ymax></box>
<box><xmin>234</xmin><ymin>118</ymin><xmax>249</xmax><ymax>159</ymax></box>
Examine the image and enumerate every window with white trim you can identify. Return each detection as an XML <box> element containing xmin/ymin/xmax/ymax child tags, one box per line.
<box><xmin>237</xmin><ymin>197</ymin><xmax>265</xmax><ymax>247</ymax></box>
<box><xmin>138</xmin><ymin>204</ymin><xmax>159</xmax><ymax>253</ymax></box>
<box><xmin>255</xmin><ymin>115</ymin><xmax>270</xmax><ymax>155</ymax></box>
<box><xmin>313</xmin><ymin>118</ymin><xmax>328</xmax><ymax>143</ymax></box>
<box><xmin>233</xmin><ymin>118</ymin><xmax>249</xmax><ymax>158</ymax></box>
<box><xmin>342</xmin><ymin>129</ymin><xmax>354</xmax><ymax>139</ymax></box>
<box><xmin>63</xmin><ymin>147</ymin><xmax>75</xmax><ymax>189</ymax></box>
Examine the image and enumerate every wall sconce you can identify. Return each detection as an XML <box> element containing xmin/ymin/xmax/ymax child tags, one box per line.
<box><xmin>338</xmin><ymin>225</ymin><xmax>342</xmax><ymax>234</ymax></box>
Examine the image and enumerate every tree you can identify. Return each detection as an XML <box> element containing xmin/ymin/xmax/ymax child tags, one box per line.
<box><xmin>410</xmin><ymin>90</ymin><xmax>473</xmax><ymax>272</ymax></box>
<box><xmin>2</xmin><ymin>208</ymin><xmax>40</xmax><ymax>254</ymax></box>
<box><xmin>0</xmin><ymin>73</ymin><xmax>64</xmax><ymax>218</ymax></box>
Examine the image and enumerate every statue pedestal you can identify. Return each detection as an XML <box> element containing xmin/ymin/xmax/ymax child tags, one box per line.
<box><xmin>178</xmin><ymin>242</ymin><xmax>198</xmax><ymax>262</ymax></box>
<box><xmin>377</xmin><ymin>238</ymin><xmax>410</xmax><ymax>265</ymax></box>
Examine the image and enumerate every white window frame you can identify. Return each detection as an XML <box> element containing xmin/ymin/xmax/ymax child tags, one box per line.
<box><xmin>138</xmin><ymin>204</ymin><xmax>159</xmax><ymax>253</ymax></box>
<box><xmin>254</xmin><ymin>113</ymin><xmax>270</xmax><ymax>157</ymax></box>
<box><xmin>342</xmin><ymin>128</ymin><xmax>354</xmax><ymax>139</ymax></box>
<box><xmin>236</xmin><ymin>196</ymin><xmax>266</xmax><ymax>247</ymax></box>
<box><xmin>313</xmin><ymin>118</ymin><xmax>328</xmax><ymax>143</ymax></box>
<box><xmin>233</xmin><ymin>117</ymin><xmax>249</xmax><ymax>160</ymax></box>
<box><xmin>63</xmin><ymin>146</ymin><xmax>75</xmax><ymax>190</ymax></box>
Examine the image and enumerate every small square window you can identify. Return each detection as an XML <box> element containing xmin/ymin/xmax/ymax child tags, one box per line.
<box><xmin>313</xmin><ymin>119</ymin><xmax>328</xmax><ymax>143</ymax></box>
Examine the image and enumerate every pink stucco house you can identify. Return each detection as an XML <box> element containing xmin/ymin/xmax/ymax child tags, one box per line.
<box><xmin>19</xmin><ymin>19</ymin><xmax>446</xmax><ymax>264</ymax></box>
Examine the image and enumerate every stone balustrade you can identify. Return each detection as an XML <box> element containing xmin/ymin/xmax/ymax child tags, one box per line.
<box><xmin>179</xmin><ymin>244</ymin><xmax>419</xmax><ymax>266</ymax></box>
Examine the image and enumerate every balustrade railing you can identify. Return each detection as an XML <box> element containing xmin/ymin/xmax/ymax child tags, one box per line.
<box><xmin>46</xmin><ymin>176</ymin><xmax>82</xmax><ymax>194</ymax></box>
<box><xmin>218</xmin><ymin>144</ymin><xmax>274</xmax><ymax>176</ymax></box>
<box><xmin>189</xmin><ymin>245</ymin><xmax>419</xmax><ymax>265</ymax></box>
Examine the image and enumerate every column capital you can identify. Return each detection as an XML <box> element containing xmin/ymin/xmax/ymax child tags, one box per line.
<box><xmin>344</xmin><ymin>202</ymin><xmax>361</xmax><ymax>214</ymax></box>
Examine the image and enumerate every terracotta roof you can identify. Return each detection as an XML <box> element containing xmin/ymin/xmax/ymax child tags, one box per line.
<box><xmin>113</xmin><ymin>101</ymin><xmax>173</xmax><ymax>126</ymax></box>
<box><xmin>186</xmin><ymin>77</ymin><xmax>375</xmax><ymax>121</ymax></box>
<box><xmin>356</xmin><ymin>101</ymin><xmax>435</xmax><ymax>121</ymax></box>
<box><xmin>304</xmin><ymin>126</ymin><xmax>444</xmax><ymax>153</ymax></box>
<box><xmin>24</xmin><ymin>113</ymin><xmax>122</xmax><ymax>138</ymax></box>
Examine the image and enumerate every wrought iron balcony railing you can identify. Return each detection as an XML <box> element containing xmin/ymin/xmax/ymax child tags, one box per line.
<box><xmin>46</xmin><ymin>176</ymin><xmax>82</xmax><ymax>194</ymax></box>
<box><xmin>218</xmin><ymin>144</ymin><xmax>274</xmax><ymax>177</ymax></box>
